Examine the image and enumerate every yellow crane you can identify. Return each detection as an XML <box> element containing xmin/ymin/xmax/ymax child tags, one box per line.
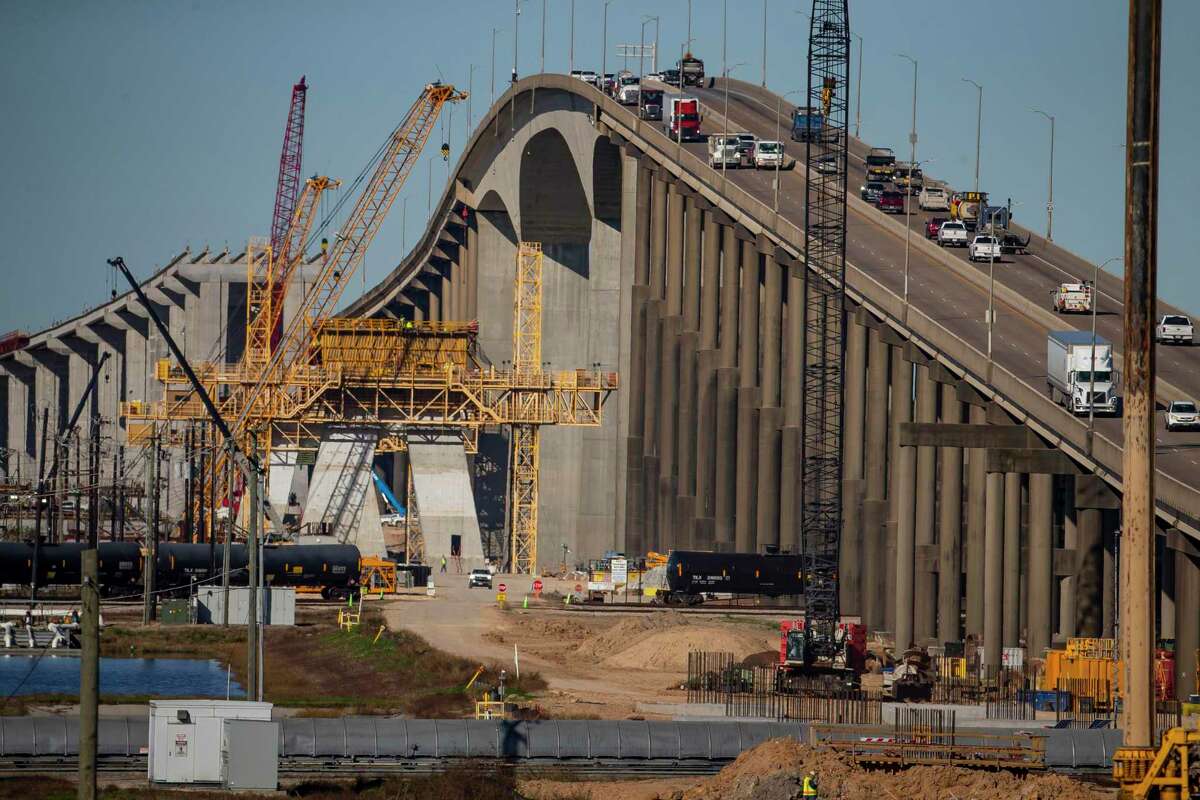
<box><xmin>509</xmin><ymin>242</ymin><xmax>544</xmax><ymax>574</ymax></box>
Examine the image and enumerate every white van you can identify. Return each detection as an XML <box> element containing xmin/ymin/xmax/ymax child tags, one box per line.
<box><xmin>918</xmin><ymin>185</ymin><xmax>949</xmax><ymax>211</ymax></box>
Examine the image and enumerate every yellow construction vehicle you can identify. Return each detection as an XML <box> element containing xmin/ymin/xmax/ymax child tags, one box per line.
<box><xmin>1114</xmin><ymin>727</ymin><xmax>1200</xmax><ymax>798</ymax></box>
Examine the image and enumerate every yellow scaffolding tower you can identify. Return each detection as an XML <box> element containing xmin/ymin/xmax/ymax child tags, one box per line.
<box><xmin>509</xmin><ymin>242</ymin><xmax>543</xmax><ymax>575</ymax></box>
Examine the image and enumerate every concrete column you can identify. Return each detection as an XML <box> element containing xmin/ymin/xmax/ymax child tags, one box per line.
<box><xmin>1102</xmin><ymin>511</ymin><xmax>1117</xmax><ymax>639</ymax></box>
<box><xmin>1076</xmin><ymin>507</ymin><xmax>1104</xmax><ymax>636</ymax></box>
<box><xmin>665</xmin><ymin>185</ymin><xmax>684</xmax><ymax>316</ymax></box>
<box><xmin>734</xmin><ymin>387</ymin><xmax>760</xmax><ymax>552</ymax></box>
<box><xmin>913</xmin><ymin>365</ymin><xmax>937</xmax><ymax>642</ymax></box>
<box><xmin>841</xmin><ymin>319</ymin><xmax>867</xmax><ymax>616</ymax></box>
<box><xmin>699</xmin><ymin>210</ymin><xmax>720</xmax><ymax>351</ymax></box>
<box><xmin>737</xmin><ymin>239</ymin><xmax>760</xmax><ymax>387</ymax></box>
<box><xmin>1002</xmin><ymin>472</ymin><xmax>1022</xmax><ymax>649</ymax></box>
<box><xmin>894</xmin><ymin>438</ymin><xmax>918</xmax><ymax>650</ymax></box>
<box><xmin>624</xmin><ymin>285</ymin><xmax>649</xmax><ymax>555</ymax></box>
<box><xmin>755</xmin><ymin>255</ymin><xmax>783</xmax><ymax>552</ymax></box>
<box><xmin>887</xmin><ymin>349</ymin><xmax>913</xmax><ymax>636</ymax></box>
<box><xmin>1027</xmin><ymin>473</ymin><xmax>1054</xmax><ymax>657</ymax></box>
<box><xmin>862</xmin><ymin>327</ymin><xmax>890</xmax><ymax>632</ymax></box>
<box><xmin>466</xmin><ymin>215</ymin><xmax>479</xmax><ymax>320</ymax></box>
<box><xmin>649</xmin><ymin>176</ymin><xmax>668</xmax><ymax>299</ymax></box>
<box><xmin>965</xmin><ymin>403</ymin><xmax>988</xmax><ymax>640</ymax></box>
<box><xmin>641</xmin><ymin>299</ymin><xmax>662</xmax><ymax>549</ymax></box>
<box><xmin>1174</xmin><ymin>549</ymin><xmax>1200</xmax><ymax>702</ymax></box>
<box><xmin>634</xmin><ymin>166</ymin><xmax>653</xmax><ymax>285</ymax></box>
<box><xmin>1058</xmin><ymin>476</ymin><xmax>1078</xmax><ymax>639</ymax></box>
<box><xmin>937</xmin><ymin>383</ymin><xmax>964</xmax><ymax>644</ymax></box>
<box><xmin>657</xmin><ymin>315</ymin><xmax>682</xmax><ymax>549</ymax></box>
<box><xmin>676</xmin><ymin>330</ymin><xmax>698</xmax><ymax>500</ymax></box>
<box><xmin>694</xmin><ymin>349</ymin><xmax>717</xmax><ymax>520</ymax></box>
<box><xmin>427</xmin><ymin>273</ymin><xmax>442</xmax><ymax>321</ymax></box>
<box><xmin>779</xmin><ymin>265</ymin><xmax>804</xmax><ymax>556</ymax></box>
<box><xmin>718</xmin><ymin>226</ymin><xmax>739</xmax><ymax>368</ymax></box>
<box><xmin>984</xmin><ymin>471</ymin><xmax>1005</xmax><ymax>667</ymax></box>
<box><xmin>1159</xmin><ymin>529</ymin><xmax>1175</xmax><ymax>642</ymax></box>
<box><xmin>713</xmin><ymin>367</ymin><xmax>738</xmax><ymax>549</ymax></box>
<box><xmin>683</xmin><ymin>199</ymin><xmax>702</xmax><ymax>332</ymax></box>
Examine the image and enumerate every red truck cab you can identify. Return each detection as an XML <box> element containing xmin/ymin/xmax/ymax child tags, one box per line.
<box><xmin>666</xmin><ymin>97</ymin><xmax>702</xmax><ymax>142</ymax></box>
<box><xmin>878</xmin><ymin>191</ymin><xmax>905</xmax><ymax>214</ymax></box>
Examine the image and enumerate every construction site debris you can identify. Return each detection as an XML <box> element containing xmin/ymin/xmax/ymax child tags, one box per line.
<box><xmin>677</xmin><ymin>738</ymin><xmax>1113</xmax><ymax>800</ymax></box>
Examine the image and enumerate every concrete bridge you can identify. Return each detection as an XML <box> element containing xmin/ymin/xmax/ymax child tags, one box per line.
<box><xmin>4</xmin><ymin>74</ymin><xmax>1200</xmax><ymax>695</ymax></box>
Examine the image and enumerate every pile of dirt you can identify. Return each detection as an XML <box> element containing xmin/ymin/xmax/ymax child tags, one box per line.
<box><xmin>678</xmin><ymin>739</ymin><xmax>1113</xmax><ymax>800</ymax></box>
<box><xmin>572</xmin><ymin>613</ymin><xmax>688</xmax><ymax>661</ymax></box>
<box><xmin>602</xmin><ymin>625</ymin><xmax>778</xmax><ymax>672</ymax></box>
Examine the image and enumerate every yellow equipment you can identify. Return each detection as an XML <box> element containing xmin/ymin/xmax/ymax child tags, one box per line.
<box><xmin>508</xmin><ymin>243</ymin><xmax>543</xmax><ymax>575</ymax></box>
<box><xmin>1038</xmin><ymin>637</ymin><xmax>1121</xmax><ymax>704</ymax></box>
<box><xmin>360</xmin><ymin>556</ymin><xmax>398</xmax><ymax>595</ymax></box>
<box><xmin>1113</xmin><ymin>727</ymin><xmax>1200</xmax><ymax>798</ymax></box>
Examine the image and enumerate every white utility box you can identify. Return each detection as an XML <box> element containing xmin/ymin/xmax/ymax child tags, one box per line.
<box><xmin>195</xmin><ymin>586</ymin><xmax>295</xmax><ymax>626</ymax></box>
<box><xmin>222</xmin><ymin>718</ymin><xmax>279</xmax><ymax>790</ymax></box>
<box><xmin>148</xmin><ymin>699</ymin><xmax>273</xmax><ymax>785</ymax></box>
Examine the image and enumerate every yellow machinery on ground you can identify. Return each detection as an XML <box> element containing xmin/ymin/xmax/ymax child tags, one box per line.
<box><xmin>1038</xmin><ymin>637</ymin><xmax>1121</xmax><ymax>705</ymax></box>
<box><xmin>360</xmin><ymin>556</ymin><xmax>398</xmax><ymax>596</ymax></box>
<box><xmin>1114</xmin><ymin>727</ymin><xmax>1200</xmax><ymax>798</ymax></box>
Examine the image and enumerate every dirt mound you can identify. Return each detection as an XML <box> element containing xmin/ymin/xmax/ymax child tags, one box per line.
<box><xmin>680</xmin><ymin>739</ymin><xmax>1112</xmax><ymax>800</ymax></box>
<box><xmin>572</xmin><ymin>612</ymin><xmax>689</xmax><ymax>661</ymax></box>
<box><xmin>602</xmin><ymin>625</ymin><xmax>777</xmax><ymax>672</ymax></box>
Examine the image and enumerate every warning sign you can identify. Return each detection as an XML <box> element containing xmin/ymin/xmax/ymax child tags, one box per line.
<box><xmin>498</xmin><ymin>582</ymin><xmax>508</xmax><ymax>593</ymax></box>
<box><xmin>174</xmin><ymin>733</ymin><xmax>188</xmax><ymax>757</ymax></box>
<box><xmin>532</xmin><ymin>579</ymin><xmax>543</xmax><ymax>592</ymax></box>
<box><xmin>496</xmin><ymin>592</ymin><xmax>507</xmax><ymax>603</ymax></box>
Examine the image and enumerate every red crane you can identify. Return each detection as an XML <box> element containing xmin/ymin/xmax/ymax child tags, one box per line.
<box><xmin>269</xmin><ymin>76</ymin><xmax>308</xmax><ymax>352</ymax></box>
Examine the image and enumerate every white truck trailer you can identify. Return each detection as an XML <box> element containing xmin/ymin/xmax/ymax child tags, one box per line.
<box><xmin>1046</xmin><ymin>330</ymin><xmax>1121</xmax><ymax>416</ymax></box>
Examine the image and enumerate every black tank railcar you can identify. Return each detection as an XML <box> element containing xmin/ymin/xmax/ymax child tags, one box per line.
<box><xmin>660</xmin><ymin>550</ymin><xmax>804</xmax><ymax>605</ymax></box>
<box><xmin>157</xmin><ymin>543</ymin><xmax>361</xmax><ymax>599</ymax></box>
<box><xmin>0</xmin><ymin>542</ymin><xmax>142</xmax><ymax>593</ymax></box>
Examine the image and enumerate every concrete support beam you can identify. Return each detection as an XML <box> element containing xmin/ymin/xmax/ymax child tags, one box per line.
<box><xmin>965</xmin><ymin>403</ymin><xmax>988</xmax><ymax>640</ymax></box>
<box><xmin>841</xmin><ymin>319</ymin><xmax>867</xmax><ymax>615</ymax></box>
<box><xmin>665</xmin><ymin>184</ymin><xmax>684</xmax><ymax>316</ymax></box>
<box><xmin>755</xmin><ymin>407</ymin><xmax>782</xmax><ymax>551</ymax></box>
<box><xmin>718</xmin><ymin>226</ymin><xmax>739</xmax><ymax>369</ymax></box>
<box><xmin>649</xmin><ymin>176</ymin><xmax>667</xmax><ymax>298</ymax></box>
<box><xmin>888</xmin><ymin>348</ymin><xmax>914</xmax><ymax>637</ymax></box>
<box><xmin>937</xmin><ymin>383</ymin><xmax>964</xmax><ymax>644</ymax></box>
<box><xmin>1028</xmin><ymin>473</ymin><xmax>1054</xmax><ymax>657</ymax></box>
<box><xmin>676</xmin><ymin>331</ymin><xmax>698</xmax><ymax>501</ymax></box>
<box><xmin>913</xmin><ymin>365</ymin><xmax>937</xmax><ymax>642</ymax></box>
<box><xmin>986</xmin><ymin>449</ymin><xmax>1081</xmax><ymax>475</ymax></box>
<box><xmin>862</xmin><ymin>324</ymin><xmax>890</xmax><ymax>632</ymax></box>
<box><xmin>1003</xmin><ymin>472</ymin><xmax>1022</xmax><ymax>649</ymax></box>
<box><xmin>734</xmin><ymin>386</ymin><xmax>760</xmax><ymax>552</ymax></box>
<box><xmin>641</xmin><ymin>299</ymin><xmax>662</xmax><ymax>549</ymax></box>
<box><xmin>699</xmin><ymin>210</ymin><xmax>719</xmax><ymax>351</ymax></box>
<box><xmin>984</xmin><ymin>471</ymin><xmax>1005</xmax><ymax>666</ymax></box>
<box><xmin>713</xmin><ymin>367</ymin><xmax>738</xmax><ymax>549</ymax></box>
<box><xmin>1076</xmin><ymin>507</ymin><xmax>1105</xmax><ymax>637</ymax></box>
<box><xmin>1059</xmin><ymin>475</ymin><xmax>1078</xmax><ymax>639</ymax></box>
<box><xmin>1175</xmin><ymin>549</ymin><xmax>1200</xmax><ymax>702</ymax></box>
<box><xmin>683</xmin><ymin>198</ymin><xmax>702</xmax><ymax>331</ymax></box>
<box><xmin>737</xmin><ymin>239</ymin><xmax>760</xmax><ymax>388</ymax></box>
<box><xmin>779</xmin><ymin>265</ymin><xmax>804</xmax><ymax>556</ymax></box>
<box><xmin>657</xmin><ymin>316</ymin><xmax>682</xmax><ymax>549</ymax></box>
<box><xmin>694</xmin><ymin>349</ymin><xmax>717</xmax><ymax>521</ymax></box>
<box><xmin>302</xmin><ymin>431</ymin><xmax>385</xmax><ymax>558</ymax></box>
<box><xmin>466</xmin><ymin>214</ymin><xmax>479</xmax><ymax>320</ymax></box>
<box><xmin>899</xmin><ymin>423</ymin><xmax>1038</xmax><ymax>449</ymax></box>
<box><xmin>624</xmin><ymin>285</ymin><xmax>649</xmax><ymax>554</ymax></box>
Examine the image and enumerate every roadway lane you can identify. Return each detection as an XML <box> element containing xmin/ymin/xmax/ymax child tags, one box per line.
<box><xmin>642</xmin><ymin>80</ymin><xmax>1200</xmax><ymax>488</ymax></box>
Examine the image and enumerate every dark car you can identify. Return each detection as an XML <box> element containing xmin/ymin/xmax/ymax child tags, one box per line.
<box><xmin>662</xmin><ymin>68</ymin><xmax>681</xmax><ymax>85</ymax></box>
<box><xmin>925</xmin><ymin>217</ymin><xmax>948</xmax><ymax>239</ymax></box>
<box><xmin>860</xmin><ymin>181</ymin><xmax>885</xmax><ymax>204</ymax></box>
<box><xmin>878</xmin><ymin>191</ymin><xmax>905</xmax><ymax>214</ymax></box>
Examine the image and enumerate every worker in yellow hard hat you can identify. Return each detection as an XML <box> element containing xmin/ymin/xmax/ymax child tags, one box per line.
<box><xmin>801</xmin><ymin>771</ymin><xmax>819</xmax><ymax>798</ymax></box>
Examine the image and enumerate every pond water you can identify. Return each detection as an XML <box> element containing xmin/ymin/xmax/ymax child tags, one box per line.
<box><xmin>0</xmin><ymin>655</ymin><xmax>245</xmax><ymax>698</ymax></box>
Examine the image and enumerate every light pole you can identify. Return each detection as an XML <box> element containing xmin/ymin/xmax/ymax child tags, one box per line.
<box><xmin>774</xmin><ymin>89</ymin><xmax>803</xmax><ymax>212</ymax></box>
<box><xmin>539</xmin><ymin>0</ymin><xmax>546</xmax><ymax>74</ymax></box>
<box><xmin>601</xmin><ymin>0</ymin><xmax>615</xmax><ymax>91</ymax></box>
<box><xmin>851</xmin><ymin>31</ymin><xmax>863</xmax><ymax>139</ymax></box>
<box><xmin>761</xmin><ymin>0</ymin><xmax>769</xmax><ymax>87</ymax></box>
<box><xmin>491</xmin><ymin>27</ymin><xmax>503</xmax><ymax>105</ymax></box>
<box><xmin>962</xmin><ymin>78</ymin><xmax>983</xmax><ymax>194</ymax></box>
<box><xmin>1088</xmin><ymin>257</ymin><xmax>1123</xmax><ymax>451</ymax></box>
<box><xmin>467</xmin><ymin>64</ymin><xmax>478</xmax><ymax>132</ymax></box>
<box><xmin>512</xmin><ymin>0</ymin><xmax>521</xmax><ymax>84</ymax></box>
<box><xmin>984</xmin><ymin>202</ymin><xmax>1020</xmax><ymax>367</ymax></box>
<box><xmin>569</xmin><ymin>0</ymin><xmax>575</xmax><ymax>74</ymax></box>
<box><xmin>1030</xmin><ymin>108</ymin><xmax>1056</xmax><ymax>240</ymax></box>
<box><xmin>722</xmin><ymin>62</ymin><xmax>746</xmax><ymax>180</ymax></box>
<box><xmin>686</xmin><ymin>0</ymin><xmax>692</xmax><ymax>55</ymax></box>
<box><xmin>641</xmin><ymin>16</ymin><xmax>658</xmax><ymax>78</ymax></box>
<box><xmin>901</xmin><ymin>157</ymin><xmax>933</xmax><ymax>318</ymax></box>
<box><xmin>652</xmin><ymin>14</ymin><xmax>659</xmax><ymax>73</ymax></box>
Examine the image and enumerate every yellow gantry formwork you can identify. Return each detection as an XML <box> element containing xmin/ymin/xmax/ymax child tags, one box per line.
<box><xmin>509</xmin><ymin>242</ymin><xmax>544</xmax><ymax>575</ymax></box>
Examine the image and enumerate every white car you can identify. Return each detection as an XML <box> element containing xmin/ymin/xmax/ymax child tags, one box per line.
<box><xmin>645</xmin><ymin>72</ymin><xmax>664</xmax><ymax>81</ymax></box>
<box><xmin>918</xmin><ymin>186</ymin><xmax>949</xmax><ymax>211</ymax></box>
<box><xmin>1167</xmin><ymin>400</ymin><xmax>1200</xmax><ymax>431</ymax></box>
<box><xmin>937</xmin><ymin>220</ymin><xmax>968</xmax><ymax>247</ymax></box>
<box><xmin>968</xmin><ymin>235</ymin><xmax>1002</xmax><ymax>262</ymax></box>
<box><xmin>1156</xmin><ymin>314</ymin><xmax>1194</xmax><ymax>345</ymax></box>
<box><xmin>467</xmin><ymin>568</ymin><xmax>493</xmax><ymax>589</ymax></box>
<box><xmin>754</xmin><ymin>140</ymin><xmax>785</xmax><ymax>169</ymax></box>
<box><xmin>816</xmin><ymin>152</ymin><xmax>842</xmax><ymax>174</ymax></box>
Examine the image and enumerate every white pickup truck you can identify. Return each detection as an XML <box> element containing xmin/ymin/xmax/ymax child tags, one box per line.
<box><xmin>918</xmin><ymin>185</ymin><xmax>950</xmax><ymax>211</ymax></box>
<box><xmin>1156</xmin><ymin>314</ymin><xmax>1194</xmax><ymax>345</ymax></box>
<box><xmin>968</xmin><ymin>234</ymin><xmax>1002</xmax><ymax>262</ymax></box>
<box><xmin>937</xmin><ymin>220</ymin><xmax>968</xmax><ymax>248</ymax></box>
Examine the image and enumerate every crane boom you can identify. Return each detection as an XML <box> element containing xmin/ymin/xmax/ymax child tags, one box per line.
<box><xmin>270</xmin><ymin>76</ymin><xmax>307</xmax><ymax>256</ymax></box>
<box><xmin>236</xmin><ymin>82</ymin><xmax>467</xmax><ymax>429</ymax></box>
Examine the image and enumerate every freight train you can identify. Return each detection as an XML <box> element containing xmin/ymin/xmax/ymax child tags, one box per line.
<box><xmin>658</xmin><ymin>550</ymin><xmax>804</xmax><ymax>605</ymax></box>
<box><xmin>0</xmin><ymin>541</ymin><xmax>361</xmax><ymax>600</ymax></box>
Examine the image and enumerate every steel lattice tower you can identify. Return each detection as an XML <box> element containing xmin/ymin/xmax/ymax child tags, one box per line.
<box><xmin>799</xmin><ymin>0</ymin><xmax>850</xmax><ymax>660</ymax></box>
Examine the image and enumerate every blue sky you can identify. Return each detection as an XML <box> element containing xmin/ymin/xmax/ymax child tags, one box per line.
<box><xmin>1</xmin><ymin>1</ymin><xmax>1196</xmax><ymax>331</ymax></box>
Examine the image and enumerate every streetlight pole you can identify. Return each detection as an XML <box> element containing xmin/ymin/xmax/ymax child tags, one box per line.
<box><xmin>641</xmin><ymin>16</ymin><xmax>654</xmax><ymax>78</ymax></box>
<box><xmin>1031</xmin><ymin>108</ymin><xmax>1056</xmax><ymax>240</ymax></box>
<box><xmin>722</xmin><ymin>62</ymin><xmax>746</xmax><ymax>180</ymax></box>
<box><xmin>1088</xmin><ymin>257</ymin><xmax>1123</xmax><ymax>452</ymax></box>
<box><xmin>491</xmin><ymin>27</ymin><xmax>502</xmax><ymax>105</ymax></box>
<box><xmin>540</xmin><ymin>0</ymin><xmax>546</xmax><ymax>74</ymax></box>
<box><xmin>983</xmin><ymin>203</ymin><xmax>1018</xmax><ymax>369</ymax></box>
<box><xmin>774</xmin><ymin>89</ymin><xmax>802</xmax><ymax>213</ymax></box>
<box><xmin>602</xmin><ymin>0</ymin><xmax>614</xmax><ymax>90</ymax></box>
<box><xmin>687</xmin><ymin>0</ymin><xmax>692</xmax><ymax>56</ymax></box>
<box><xmin>569</xmin><ymin>0</ymin><xmax>575</xmax><ymax>74</ymax></box>
<box><xmin>761</xmin><ymin>0</ymin><xmax>768</xmax><ymax>87</ymax></box>
<box><xmin>512</xmin><ymin>0</ymin><xmax>521</xmax><ymax>84</ymax></box>
<box><xmin>897</xmin><ymin>53</ymin><xmax>918</xmax><ymax>319</ymax></box>
<box><xmin>652</xmin><ymin>15</ymin><xmax>659</xmax><ymax>73</ymax></box>
<box><xmin>467</xmin><ymin>64</ymin><xmax>477</xmax><ymax>132</ymax></box>
<box><xmin>851</xmin><ymin>31</ymin><xmax>863</xmax><ymax>139</ymax></box>
<box><xmin>963</xmin><ymin>78</ymin><xmax>983</xmax><ymax>195</ymax></box>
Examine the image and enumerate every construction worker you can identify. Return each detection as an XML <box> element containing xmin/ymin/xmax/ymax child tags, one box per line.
<box><xmin>802</xmin><ymin>771</ymin><xmax>819</xmax><ymax>798</ymax></box>
<box><xmin>440</xmin><ymin>556</ymin><xmax>447</xmax><ymax>573</ymax></box>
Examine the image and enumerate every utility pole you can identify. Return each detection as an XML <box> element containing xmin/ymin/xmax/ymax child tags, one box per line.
<box><xmin>116</xmin><ymin>446</ymin><xmax>125</xmax><ymax>542</ymax></box>
<box><xmin>246</xmin><ymin>438</ymin><xmax>260</xmax><ymax>701</ymax></box>
<box><xmin>1117</xmin><ymin>0</ymin><xmax>1160</xmax><ymax>754</ymax></box>
<box><xmin>221</xmin><ymin>453</ymin><xmax>233</xmax><ymax>626</ymax></box>
<box><xmin>184</xmin><ymin>425</ymin><xmax>194</xmax><ymax>541</ymax></box>
<box><xmin>79</xmin><ymin>412</ymin><xmax>100</xmax><ymax>800</ymax></box>
<box><xmin>31</xmin><ymin>408</ymin><xmax>48</xmax><ymax>601</ymax></box>
<box><xmin>143</xmin><ymin>430</ymin><xmax>159</xmax><ymax>624</ymax></box>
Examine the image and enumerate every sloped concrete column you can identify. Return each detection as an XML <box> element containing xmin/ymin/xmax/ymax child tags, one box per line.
<box><xmin>302</xmin><ymin>430</ymin><xmax>385</xmax><ymax>558</ymax></box>
<box><xmin>861</xmin><ymin>324</ymin><xmax>890</xmax><ymax>633</ymax></box>
<box><xmin>937</xmin><ymin>383</ymin><xmax>964</xmax><ymax>643</ymax></box>
<box><xmin>841</xmin><ymin>317</ymin><xmax>867</xmax><ymax>615</ymax></box>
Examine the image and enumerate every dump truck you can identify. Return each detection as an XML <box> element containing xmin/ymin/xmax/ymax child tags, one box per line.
<box><xmin>790</xmin><ymin>106</ymin><xmax>828</xmax><ymax>143</ymax></box>
<box><xmin>864</xmin><ymin>147</ymin><xmax>896</xmax><ymax>181</ymax></box>
<box><xmin>1046</xmin><ymin>330</ymin><xmax>1121</xmax><ymax>416</ymax></box>
<box><xmin>1051</xmin><ymin>282</ymin><xmax>1094</xmax><ymax>314</ymax></box>
<box><xmin>666</xmin><ymin>96</ymin><xmax>702</xmax><ymax>142</ymax></box>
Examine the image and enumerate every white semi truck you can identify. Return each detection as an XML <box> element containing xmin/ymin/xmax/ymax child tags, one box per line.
<box><xmin>1046</xmin><ymin>330</ymin><xmax>1121</xmax><ymax>416</ymax></box>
